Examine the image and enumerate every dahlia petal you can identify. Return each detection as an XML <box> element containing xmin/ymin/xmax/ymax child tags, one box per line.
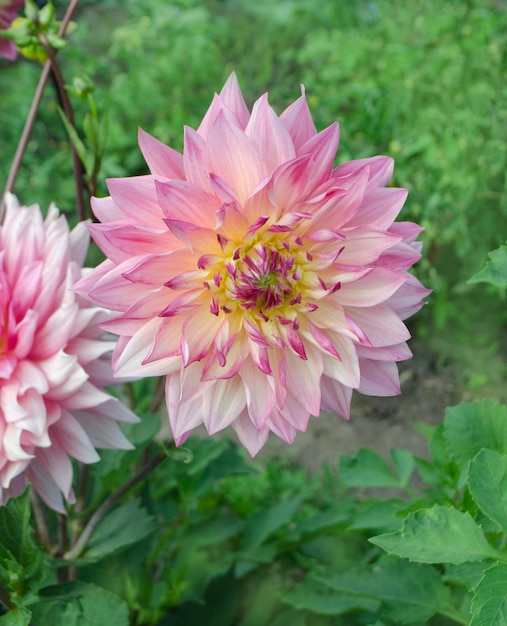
<box><xmin>266</xmin><ymin>412</ymin><xmax>297</xmax><ymax>444</ymax></box>
<box><xmin>333</xmin><ymin>155</ymin><xmax>394</xmax><ymax>188</ymax></box>
<box><xmin>91</xmin><ymin>196</ymin><xmax>125</xmax><ymax>223</ymax></box>
<box><xmin>51</xmin><ymin>412</ymin><xmax>100</xmax><ymax>464</ymax></box>
<box><xmin>276</xmin><ymin>390</ymin><xmax>312</xmax><ymax>432</ymax></box>
<box><xmin>231</xmin><ymin>409</ymin><xmax>270</xmax><ymax>457</ymax></box>
<box><xmin>339</xmin><ymin>227</ymin><xmax>402</xmax><ymax>265</ymax></box>
<box><xmin>335</xmin><ymin>268</ymin><xmax>407</xmax><ymax>307</ymax></box>
<box><xmin>356</xmin><ymin>342</ymin><xmax>412</xmax><ymax>362</ymax></box>
<box><xmin>241</xmin><ymin>359</ymin><xmax>276</xmax><ymax>429</ymax></box>
<box><xmin>245</xmin><ymin>93</ymin><xmax>296</xmax><ymax>172</ymax></box>
<box><xmin>143</xmin><ymin>316</ymin><xmax>186</xmax><ymax>362</ymax></box>
<box><xmin>207</xmin><ymin>111</ymin><xmax>268</xmax><ymax>205</ymax></box>
<box><xmin>348</xmin><ymin>187</ymin><xmax>408</xmax><ymax>229</ymax></box>
<box><xmin>320</xmin><ymin>376</ymin><xmax>353</xmax><ymax>419</ymax></box>
<box><xmin>155</xmin><ymin>179</ymin><xmax>220</xmax><ymax>228</ymax></box>
<box><xmin>73</xmin><ymin>412</ymin><xmax>134</xmax><ymax>449</ymax></box>
<box><xmin>280</xmin><ymin>85</ymin><xmax>318</xmax><ymax>152</ymax></box>
<box><xmin>387</xmin><ymin>274</ymin><xmax>431</xmax><ymax>320</ymax></box>
<box><xmin>183</xmin><ymin>126</ymin><xmax>214</xmax><ymax>193</ymax></box>
<box><xmin>358</xmin><ymin>359</ymin><xmax>401</xmax><ymax>396</ymax></box>
<box><xmin>115</xmin><ymin>318</ymin><xmax>182</xmax><ymax>377</ymax></box>
<box><xmin>180</xmin><ymin>308</ymin><xmax>223</xmax><ymax>366</ymax></box>
<box><xmin>88</xmin><ymin>222</ymin><xmax>175</xmax><ymax>264</ymax></box>
<box><xmin>345</xmin><ymin>304</ymin><xmax>411</xmax><ymax>347</ymax></box>
<box><xmin>202</xmin><ymin>377</ymin><xmax>246</xmax><ymax>435</ymax></box>
<box><xmin>36</xmin><ymin>444</ymin><xmax>76</xmax><ymax>502</ymax></box>
<box><xmin>69</xmin><ymin>221</ymin><xmax>91</xmax><ymax>266</ymax></box>
<box><xmin>165</xmin><ymin>373</ymin><xmax>205</xmax><ymax>442</ymax></box>
<box><xmin>138</xmin><ymin>127</ymin><xmax>185</xmax><ymax>178</ymax></box>
<box><xmin>320</xmin><ymin>332</ymin><xmax>361</xmax><ymax>389</ymax></box>
<box><xmin>13</xmin><ymin>309</ymin><xmax>38</xmax><ymax>359</ymax></box>
<box><xmin>26</xmin><ymin>463</ymin><xmax>67</xmax><ymax>513</ymax></box>
<box><xmin>285</xmin><ymin>347</ymin><xmax>322</xmax><ymax>415</ymax></box>
<box><xmin>298</xmin><ymin>123</ymin><xmax>340</xmax><ymax>187</ymax></box>
<box><xmin>106</xmin><ymin>175</ymin><xmax>166</xmax><ymax>225</ymax></box>
<box><xmin>123</xmin><ymin>250</ymin><xmax>198</xmax><ymax>286</ymax></box>
<box><xmin>218</xmin><ymin>71</ymin><xmax>251</xmax><ymax>130</ymax></box>
<box><xmin>88</xmin><ymin>260</ymin><xmax>153</xmax><ymax>310</ymax></box>
<box><xmin>201</xmin><ymin>333</ymin><xmax>249</xmax><ymax>381</ymax></box>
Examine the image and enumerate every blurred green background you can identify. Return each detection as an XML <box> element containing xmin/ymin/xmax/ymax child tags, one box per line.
<box><xmin>1</xmin><ymin>0</ymin><xmax>506</xmax><ymax>375</ymax></box>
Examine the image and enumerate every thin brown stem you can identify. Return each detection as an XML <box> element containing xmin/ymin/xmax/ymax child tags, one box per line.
<box><xmin>0</xmin><ymin>0</ymin><xmax>82</xmax><ymax>222</ymax></box>
<box><xmin>38</xmin><ymin>32</ymin><xmax>87</xmax><ymax>220</ymax></box>
<box><xmin>64</xmin><ymin>451</ymin><xmax>167</xmax><ymax>561</ymax></box>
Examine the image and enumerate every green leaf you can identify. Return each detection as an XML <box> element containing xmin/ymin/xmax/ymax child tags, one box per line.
<box><xmin>57</xmin><ymin>107</ymin><xmax>93</xmax><ymax>176</ymax></box>
<box><xmin>469</xmin><ymin>449</ymin><xmax>507</xmax><ymax>534</ymax></box>
<box><xmin>316</xmin><ymin>558</ymin><xmax>451</xmax><ymax>624</ymax></box>
<box><xmin>370</xmin><ymin>504</ymin><xmax>502</xmax><ymax>564</ymax></box>
<box><xmin>339</xmin><ymin>448</ymin><xmax>399</xmax><ymax>488</ymax></box>
<box><xmin>0</xmin><ymin>488</ymin><xmax>45</xmax><ymax>591</ymax></box>
<box><xmin>283</xmin><ymin>577</ymin><xmax>379</xmax><ymax>616</ymax></box>
<box><xmin>469</xmin><ymin>244</ymin><xmax>507</xmax><ymax>288</ymax></box>
<box><xmin>0</xmin><ymin>607</ymin><xmax>31</xmax><ymax>626</ymax></box>
<box><xmin>470</xmin><ymin>563</ymin><xmax>507</xmax><ymax>626</ymax></box>
<box><xmin>33</xmin><ymin>582</ymin><xmax>129</xmax><ymax>626</ymax></box>
<box><xmin>390</xmin><ymin>448</ymin><xmax>415</xmax><ymax>487</ymax></box>
<box><xmin>348</xmin><ymin>499</ymin><xmax>407</xmax><ymax>533</ymax></box>
<box><xmin>444</xmin><ymin>400</ymin><xmax>507</xmax><ymax>465</ymax></box>
<box><xmin>83</xmin><ymin>498</ymin><xmax>157</xmax><ymax>560</ymax></box>
<box><xmin>242</xmin><ymin>496</ymin><xmax>302</xmax><ymax>550</ymax></box>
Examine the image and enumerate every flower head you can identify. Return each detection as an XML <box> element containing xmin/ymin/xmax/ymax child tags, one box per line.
<box><xmin>79</xmin><ymin>74</ymin><xmax>429</xmax><ymax>455</ymax></box>
<box><xmin>0</xmin><ymin>0</ymin><xmax>23</xmax><ymax>61</ymax></box>
<box><xmin>0</xmin><ymin>194</ymin><xmax>137</xmax><ymax>512</ymax></box>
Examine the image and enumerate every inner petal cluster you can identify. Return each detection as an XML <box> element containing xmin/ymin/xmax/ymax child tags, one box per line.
<box><xmin>200</xmin><ymin>229</ymin><xmax>312</xmax><ymax>328</ymax></box>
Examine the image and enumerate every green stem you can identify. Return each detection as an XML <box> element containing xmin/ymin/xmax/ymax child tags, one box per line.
<box><xmin>437</xmin><ymin>606</ymin><xmax>470</xmax><ymax>625</ymax></box>
<box><xmin>64</xmin><ymin>451</ymin><xmax>167</xmax><ymax>561</ymax></box>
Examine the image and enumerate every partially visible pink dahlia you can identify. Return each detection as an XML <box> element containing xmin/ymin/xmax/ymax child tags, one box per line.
<box><xmin>0</xmin><ymin>0</ymin><xmax>23</xmax><ymax>61</ymax></box>
<box><xmin>0</xmin><ymin>194</ymin><xmax>137</xmax><ymax>512</ymax></box>
<box><xmin>78</xmin><ymin>74</ymin><xmax>430</xmax><ymax>456</ymax></box>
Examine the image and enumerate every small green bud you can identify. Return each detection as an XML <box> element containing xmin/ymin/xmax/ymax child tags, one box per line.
<box><xmin>38</xmin><ymin>3</ymin><xmax>55</xmax><ymax>27</ymax></box>
<box><xmin>24</xmin><ymin>0</ymin><xmax>39</xmax><ymax>23</ymax></box>
<box><xmin>46</xmin><ymin>32</ymin><xmax>66</xmax><ymax>50</ymax></box>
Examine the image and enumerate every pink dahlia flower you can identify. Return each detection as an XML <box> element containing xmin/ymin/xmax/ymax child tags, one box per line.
<box><xmin>0</xmin><ymin>194</ymin><xmax>137</xmax><ymax>512</ymax></box>
<box><xmin>0</xmin><ymin>0</ymin><xmax>23</xmax><ymax>61</ymax></box>
<box><xmin>78</xmin><ymin>74</ymin><xmax>430</xmax><ymax>456</ymax></box>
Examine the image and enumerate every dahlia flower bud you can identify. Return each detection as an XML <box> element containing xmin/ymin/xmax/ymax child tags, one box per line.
<box><xmin>0</xmin><ymin>194</ymin><xmax>137</xmax><ymax>512</ymax></box>
<box><xmin>0</xmin><ymin>0</ymin><xmax>24</xmax><ymax>61</ymax></box>
<box><xmin>78</xmin><ymin>74</ymin><xmax>430</xmax><ymax>456</ymax></box>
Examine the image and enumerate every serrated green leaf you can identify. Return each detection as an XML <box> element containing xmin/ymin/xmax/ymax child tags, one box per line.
<box><xmin>0</xmin><ymin>607</ymin><xmax>31</xmax><ymax>626</ymax></box>
<box><xmin>339</xmin><ymin>448</ymin><xmax>399</xmax><ymax>488</ymax></box>
<box><xmin>242</xmin><ymin>496</ymin><xmax>302</xmax><ymax>550</ymax></box>
<box><xmin>283</xmin><ymin>577</ymin><xmax>379</xmax><ymax>616</ymax></box>
<box><xmin>0</xmin><ymin>489</ymin><xmax>45</xmax><ymax>590</ymax></box>
<box><xmin>370</xmin><ymin>505</ymin><xmax>502</xmax><ymax>564</ymax></box>
<box><xmin>470</xmin><ymin>563</ymin><xmax>507</xmax><ymax>625</ymax></box>
<box><xmin>33</xmin><ymin>582</ymin><xmax>129</xmax><ymax>626</ymax></box>
<box><xmin>317</xmin><ymin>558</ymin><xmax>451</xmax><ymax>624</ymax></box>
<box><xmin>444</xmin><ymin>400</ymin><xmax>507</xmax><ymax>465</ymax></box>
<box><xmin>469</xmin><ymin>449</ymin><xmax>507</xmax><ymax>534</ymax></box>
<box><xmin>469</xmin><ymin>244</ymin><xmax>507</xmax><ymax>288</ymax></box>
<box><xmin>83</xmin><ymin>498</ymin><xmax>157</xmax><ymax>560</ymax></box>
<box><xmin>444</xmin><ymin>562</ymin><xmax>491</xmax><ymax>589</ymax></box>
